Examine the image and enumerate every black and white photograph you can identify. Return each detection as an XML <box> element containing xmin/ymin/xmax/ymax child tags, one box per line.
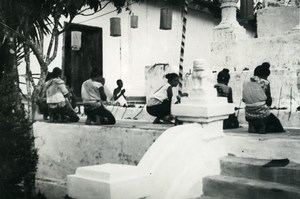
<box><xmin>0</xmin><ymin>0</ymin><xmax>299</xmax><ymax>198</ymax></box>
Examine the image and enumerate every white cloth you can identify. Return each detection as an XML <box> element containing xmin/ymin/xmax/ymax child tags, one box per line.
<box><xmin>242</xmin><ymin>80</ymin><xmax>267</xmax><ymax>105</ymax></box>
<box><xmin>147</xmin><ymin>83</ymin><xmax>171</xmax><ymax>106</ymax></box>
<box><xmin>81</xmin><ymin>79</ymin><xmax>103</xmax><ymax>103</ymax></box>
<box><xmin>46</xmin><ymin>78</ymin><xmax>68</xmax><ymax>104</ymax></box>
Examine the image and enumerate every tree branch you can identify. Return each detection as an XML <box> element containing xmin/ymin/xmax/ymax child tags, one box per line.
<box><xmin>48</xmin><ymin>30</ymin><xmax>59</xmax><ymax>63</ymax></box>
<box><xmin>46</xmin><ymin>18</ymin><xmax>58</xmax><ymax>61</ymax></box>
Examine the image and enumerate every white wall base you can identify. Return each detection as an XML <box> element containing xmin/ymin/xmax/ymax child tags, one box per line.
<box><xmin>67</xmin><ymin>164</ymin><xmax>151</xmax><ymax>199</ymax></box>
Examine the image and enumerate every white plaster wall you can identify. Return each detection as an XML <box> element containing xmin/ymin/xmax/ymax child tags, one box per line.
<box><xmin>71</xmin><ymin>1</ymin><xmax>217</xmax><ymax>96</ymax></box>
<box><xmin>33</xmin><ymin>122</ymin><xmax>164</xmax><ymax>181</ymax></box>
<box><xmin>20</xmin><ymin>1</ymin><xmax>218</xmax><ymax>97</ymax></box>
<box><xmin>33</xmin><ymin>121</ymin><xmax>165</xmax><ymax>198</ymax></box>
<box><xmin>211</xmin><ymin>32</ymin><xmax>300</xmax><ymax>127</ymax></box>
<box><xmin>257</xmin><ymin>6</ymin><xmax>299</xmax><ymax>38</ymax></box>
<box><xmin>211</xmin><ymin>33</ymin><xmax>300</xmax><ymax>107</ymax></box>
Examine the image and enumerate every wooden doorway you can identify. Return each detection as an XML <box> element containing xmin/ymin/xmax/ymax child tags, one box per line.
<box><xmin>63</xmin><ymin>23</ymin><xmax>103</xmax><ymax>101</ymax></box>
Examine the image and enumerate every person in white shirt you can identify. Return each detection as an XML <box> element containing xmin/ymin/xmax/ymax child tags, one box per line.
<box><xmin>81</xmin><ymin>68</ymin><xmax>116</xmax><ymax>125</ymax></box>
<box><xmin>45</xmin><ymin>67</ymin><xmax>79</xmax><ymax>123</ymax></box>
<box><xmin>146</xmin><ymin>73</ymin><xmax>179</xmax><ymax>124</ymax></box>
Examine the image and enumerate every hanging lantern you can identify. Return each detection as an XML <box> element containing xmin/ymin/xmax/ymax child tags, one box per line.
<box><xmin>71</xmin><ymin>31</ymin><xmax>82</xmax><ymax>50</ymax></box>
<box><xmin>110</xmin><ymin>17</ymin><xmax>121</xmax><ymax>37</ymax></box>
<box><xmin>130</xmin><ymin>15</ymin><xmax>138</xmax><ymax>28</ymax></box>
<box><xmin>160</xmin><ymin>8</ymin><xmax>172</xmax><ymax>30</ymax></box>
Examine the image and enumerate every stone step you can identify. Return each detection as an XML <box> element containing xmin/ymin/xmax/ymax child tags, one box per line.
<box><xmin>220</xmin><ymin>156</ymin><xmax>300</xmax><ymax>188</ymax></box>
<box><xmin>203</xmin><ymin>175</ymin><xmax>300</xmax><ymax>199</ymax></box>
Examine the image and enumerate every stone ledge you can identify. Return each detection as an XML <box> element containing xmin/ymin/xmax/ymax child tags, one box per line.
<box><xmin>224</xmin><ymin>127</ymin><xmax>300</xmax><ymax>163</ymax></box>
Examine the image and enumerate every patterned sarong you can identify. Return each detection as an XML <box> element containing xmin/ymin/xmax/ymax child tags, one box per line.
<box><xmin>245</xmin><ymin>104</ymin><xmax>270</xmax><ymax>120</ymax></box>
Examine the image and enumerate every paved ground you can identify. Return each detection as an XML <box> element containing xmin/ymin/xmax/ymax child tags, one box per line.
<box><xmin>35</xmin><ymin>112</ymin><xmax>300</xmax><ymax>136</ymax></box>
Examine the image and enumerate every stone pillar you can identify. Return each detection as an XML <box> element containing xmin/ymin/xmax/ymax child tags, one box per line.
<box><xmin>172</xmin><ymin>59</ymin><xmax>234</xmax><ymax>127</ymax></box>
<box><xmin>214</xmin><ymin>0</ymin><xmax>247</xmax><ymax>41</ymax></box>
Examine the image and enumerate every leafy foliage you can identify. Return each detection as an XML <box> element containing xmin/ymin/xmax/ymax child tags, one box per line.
<box><xmin>0</xmin><ymin>0</ymin><xmax>141</xmax><ymax>198</ymax></box>
<box><xmin>0</xmin><ymin>73</ymin><xmax>38</xmax><ymax>198</ymax></box>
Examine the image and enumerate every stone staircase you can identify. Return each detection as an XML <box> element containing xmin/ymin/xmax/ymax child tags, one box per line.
<box><xmin>200</xmin><ymin>156</ymin><xmax>300</xmax><ymax>199</ymax></box>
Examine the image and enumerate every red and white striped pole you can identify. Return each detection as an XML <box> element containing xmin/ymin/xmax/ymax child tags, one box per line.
<box><xmin>178</xmin><ymin>0</ymin><xmax>188</xmax><ymax>102</ymax></box>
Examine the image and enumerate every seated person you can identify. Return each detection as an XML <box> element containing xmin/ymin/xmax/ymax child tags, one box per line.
<box><xmin>81</xmin><ymin>68</ymin><xmax>116</xmax><ymax>125</ymax></box>
<box><xmin>45</xmin><ymin>67</ymin><xmax>79</xmax><ymax>123</ymax></box>
<box><xmin>146</xmin><ymin>73</ymin><xmax>179</xmax><ymax>124</ymax></box>
<box><xmin>214</xmin><ymin>68</ymin><xmax>239</xmax><ymax>129</ymax></box>
<box><xmin>38</xmin><ymin>72</ymin><xmax>53</xmax><ymax>120</ymax></box>
<box><xmin>242</xmin><ymin>63</ymin><xmax>284</xmax><ymax>133</ymax></box>
<box><xmin>112</xmin><ymin>79</ymin><xmax>127</xmax><ymax>106</ymax></box>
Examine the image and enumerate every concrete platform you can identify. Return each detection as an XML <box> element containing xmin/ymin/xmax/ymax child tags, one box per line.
<box><xmin>224</xmin><ymin>127</ymin><xmax>300</xmax><ymax>163</ymax></box>
<box><xmin>33</xmin><ymin>119</ymin><xmax>170</xmax><ymax>198</ymax></box>
<box><xmin>33</xmin><ymin>120</ymin><xmax>300</xmax><ymax>198</ymax></box>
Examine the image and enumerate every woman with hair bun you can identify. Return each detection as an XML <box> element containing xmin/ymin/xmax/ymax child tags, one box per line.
<box><xmin>214</xmin><ymin>68</ymin><xmax>239</xmax><ymax>129</ymax></box>
<box><xmin>146</xmin><ymin>73</ymin><xmax>179</xmax><ymax>124</ymax></box>
<box><xmin>215</xmin><ymin>68</ymin><xmax>233</xmax><ymax>103</ymax></box>
<box><xmin>243</xmin><ymin>63</ymin><xmax>284</xmax><ymax>133</ymax></box>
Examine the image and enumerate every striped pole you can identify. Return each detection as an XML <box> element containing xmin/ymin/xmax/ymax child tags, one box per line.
<box><xmin>178</xmin><ymin>0</ymin><xmax>188</xmax><ymax>102</ymax></box>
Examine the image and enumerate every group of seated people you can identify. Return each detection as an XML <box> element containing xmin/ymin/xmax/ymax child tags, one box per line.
<box><xmin>40</xmin><ymin>62</ymin><xmax>285</xmax><ymax>133</ymax></box>
<box><xmin>146</xmin><ymin>62</ymin><xmax>285</xmax><ymax>134</ymax></box>
<box><xmin>39</xmin><ymin>67</ymin><xmax>127</xmax><ymax>125</ymax></box>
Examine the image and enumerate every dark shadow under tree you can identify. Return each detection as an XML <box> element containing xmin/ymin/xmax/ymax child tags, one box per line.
<box><xmin>0</xmin><ymin>72</ymin><xmax>38</xmax><ymax>199</ymax></box>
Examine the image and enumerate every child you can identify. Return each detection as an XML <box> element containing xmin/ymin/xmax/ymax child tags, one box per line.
<box><xmin>112</xmin><ymin>79</ymin><xmax>127</xmax><ymax>106</ymax></box>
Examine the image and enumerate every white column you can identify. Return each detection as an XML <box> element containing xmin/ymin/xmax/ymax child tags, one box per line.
<box><xmin>172</xmin><ymin>59</ymin><xmax>234</xmax><ymax>126</ymax></box>
<box><xmin>219</xmin><ymin>0</ymin><xmax>240</xmax><ymax>27</ymax></box>
<box><xmin>214</xmin><ymin>0</ymin><xmax>247</xmax><ymax>41</ymax></box>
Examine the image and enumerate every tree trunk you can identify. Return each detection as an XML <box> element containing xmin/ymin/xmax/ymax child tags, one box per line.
<box><xmin>24</xmin><ymin>42</ymin><xmax>33</xmax><ymax>122</ymax></box>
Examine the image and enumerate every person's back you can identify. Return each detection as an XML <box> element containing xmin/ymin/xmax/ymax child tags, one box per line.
<box><xmin>242</xmin><ymin>79</ymin><xmax>267</xmax><ymax>105</ymax></box>
<box><xmin>243</xmin><ymin>63</ymin><xmax>284</xmax><ymax>133</ymax></box>
<box><xmin>214</xmin><ymin>68</ymin><xmax>238</xmax><ymax>129</ymax></box>
<box><xmin>81</xmin><ymin>69</ymin><xmax>115</xmax><ymax>125</ymax></box>
<box><xmin>81</xmin><ymin>79</ymin><xmax>103</xmax><ymax>103</ymax></box>
<box><xmin>215</xmin><ymin>83</ymin><xmax>232</xmax><ymax>102</ymax></box>
<box><xmin>45</xmin><ymin>67</ymin><xmax>79</xmax><ymax>123</ymax></box>
<box><xmin>46</xmin><ymin>78</ymin><xmax>68</xmax><ymax>107</ymax></box>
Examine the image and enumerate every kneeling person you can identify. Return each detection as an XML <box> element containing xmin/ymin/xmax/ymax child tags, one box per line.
<box><xmin>81</xmin><ymin>69</ymin><xmax>116</xmax><ymax>125</ymax></box>
<box><xmin>46</xmin><ymin>67</ymin><xmax>79</xmax><ymax>123</ymax></box>
<box><xmin>243</xmin><ymin>63</ymin><xmax>284</xmax><ymax>133</ymax></box>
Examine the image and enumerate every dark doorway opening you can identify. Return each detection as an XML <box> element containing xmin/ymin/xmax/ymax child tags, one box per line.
<box><xmin>63</xmin><ymin>23</ymin><xmax>103</xmax><ymax>101</ymax></box>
